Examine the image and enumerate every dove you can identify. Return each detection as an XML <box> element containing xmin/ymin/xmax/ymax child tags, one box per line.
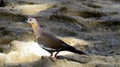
<box><xmin>27</xmin><ymin>18</ymin><xmax>86</xmax><ymax>57</ymax></box>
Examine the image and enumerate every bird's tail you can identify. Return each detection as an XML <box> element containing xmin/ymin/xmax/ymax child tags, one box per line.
<box><xmin>70</xmin><ymin>49</ymin><xmax>86</xmax><ymax>55</ymax></box>
<box><xmin>67</xmin><ymin>47</ymin><xmax>87</xmax><ymax>55</ymax></box>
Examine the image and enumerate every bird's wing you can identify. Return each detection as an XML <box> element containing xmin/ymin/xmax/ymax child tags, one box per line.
<box><xmin>37</xmin><ymin>31</ymin><xmax>68</xmax><ymax>50</ymax></box>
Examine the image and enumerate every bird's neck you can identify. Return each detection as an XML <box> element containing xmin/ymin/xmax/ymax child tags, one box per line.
<box><xmin>31</xmin><ymin>22</ymin><xmax>43</xmax><ymax>39</ymax></box>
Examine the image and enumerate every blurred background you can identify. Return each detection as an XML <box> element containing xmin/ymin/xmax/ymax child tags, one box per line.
<box><xmin>0</xmin><ymin>0</ymin><xmax>120</xmax><ymax>67</ymax></box>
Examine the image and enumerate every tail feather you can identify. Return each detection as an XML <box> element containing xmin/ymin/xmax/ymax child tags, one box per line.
<box><xmin>70</xmin><ymin>49</ymin><xmax>86</xmax><ymax>55</ymax></box>
<box><xmin>62</xmin><ymin>42</ymin><xmax>87</xmax><ymax>55</ymax></box>
<box><xmin>67</xmin><ymin>46</ymin><xmax>86</xmax><ymax>55</ymax></box>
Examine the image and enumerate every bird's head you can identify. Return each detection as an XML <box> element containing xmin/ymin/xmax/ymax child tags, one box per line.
<box><xmin>27</xmin><ymin>18</ymin><xmax>37</xmax><ymax>25</ymax></box>
<box><xmin>27</xmin><ymin>18</ymin><xmax>42</xmax><ymax>31</ymax></box>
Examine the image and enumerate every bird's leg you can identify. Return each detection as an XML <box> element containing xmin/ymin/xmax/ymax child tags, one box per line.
<box><xmin>50</xmin><ymin>53</ymin><xmax>53</xmax><ymax>57</ymax></box>
<box><xmin>54</xmin><ymin>51</ymin><xmax>59</xmax><ymax>58</ymax></box>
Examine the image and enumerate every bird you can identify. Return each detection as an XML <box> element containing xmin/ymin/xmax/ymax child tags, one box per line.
<box><xmin>27</xmin><ymin>18</ymin><xmax>87</xmax><ymax>57</ymax></box>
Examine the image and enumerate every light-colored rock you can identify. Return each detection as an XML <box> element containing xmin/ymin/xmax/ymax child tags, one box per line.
<box><xmin>0</xmin><ymin>53</ymin><xmax>6</xmax><ymax>66</ymax></box>
<box><xmin>49</xmin><ymin>58</ymin><xmax>83</xmax><ymax>67</ymax></box>
<box><xmin>5</xmin><ymin>0</ymin><xmax>57</xmax><ymax>4</ymax></box>
<box><xmin>58</xmin><ymin>51</ymin><xmax>90</xmax><ymax>63</ymax></box>
<box><xmin>26</xmin><ymin>56</ymin><xmax>83</xmax><ymax>67</ymax></box>
<box><xmin>59</xmin><ymin>37</ymin><xmax>91</xmax><ymax>46</ymax></box>
<box><xmin>10</xmin><ymin>4</ymin><xmax>55</xmax><ymax>15</ymax></box>
<box><xmin>58</xmin><ymin>37</ymin><xmax>92</xmax><ymax>50</ymax></box>
<box><xmin>5</xmin><ymin>51</ymin><xmax>41</xmax><ymax>64</ymax></box>
<box><xmin>10</xmin><ymin>40</ymin><xmax>50</xmax><ymax>56</ymax></box>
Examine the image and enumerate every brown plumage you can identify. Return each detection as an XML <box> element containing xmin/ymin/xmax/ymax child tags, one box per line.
<box><xmin>27</xmin><ymin>18</ymin><xmax>86</xmax><ymax>57</ymax></box>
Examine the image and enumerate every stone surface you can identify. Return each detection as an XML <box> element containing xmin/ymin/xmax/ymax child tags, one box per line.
<box><xmin>0</xmin><ymin>0</ymin><xmax>120</xmax><ymax>67</ymax></box>
<box><xmin>10</xmin><ymin>40</ymin><xmax>50</xmax><ymax>56</ymax></box>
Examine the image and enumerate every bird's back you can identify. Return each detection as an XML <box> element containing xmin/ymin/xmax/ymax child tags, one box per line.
<box><xmin>37</xmin><ymin>30</ymin><xmax>67</xmax><ymax>50</ymax></box>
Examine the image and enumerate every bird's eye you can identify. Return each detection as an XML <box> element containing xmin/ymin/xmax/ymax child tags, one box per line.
<box><xmin>29</xmin><ymin>19</ymin><xmax>32</xmax><ymax>21</ymax></box>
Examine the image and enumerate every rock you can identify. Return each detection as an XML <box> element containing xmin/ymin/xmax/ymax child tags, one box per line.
<box><xmin>0</xmin><ymin>10</ymin><xmax>27</xmax><ymax>22</ymax></box>
<box><xmin>0</xmin><ymin>35</ymin><xmax>16</xmax><ymax>53</ymax></box>
<box><xmin>4</xmin><ymin>56</ymin><xmax>83</xmax><ymax>67</ymax></box>
<box><xmin>10</xmin><ymin>4</ymin><xmax>55</xmax><ymax>15</ymax></box>
<box><xmin>30</xmin><ymin>56</ymin><xmax>83</xmax><ymax>67</ymax></box>
<box><xmin>58</xmin><ymin>51</ymin><xmax>90</xmax><ymax>63</ymax></box>
<box><xmin>4</xmin><ymin>0</ymin><xmax>57</xmax><ymax>4</ymax></box>
<box><xmin>5</xmin><ymin>51</ymin><xmax>41</xmax><ymax>64</ymax></box>
<box><xmin>0</xmin><ymin>35</ymin><xmax>16</xmax><ymax>45</ymax></box>
<box><xmin>0</xmin><ymin>53</ymin><xmax>6</xmax><ymax>66</ymax></box>
<box><xmin>58</xmin><ymin>37</ymin><xmax>92</xmax><ymax>50</ymax></box>
<box><xmin>0</xmin><ymin>0</ymin><xmax>120</xmax><ymax>67</ymax></box>
<box><xmin>10</xmin><ymin>40</ymin><xmax>50</xmax><ymax>56</ymax></box>
<box><xmin>16</xmin><ymin>30</ymin><xmax>35</xmax><ymax>41</ymax></box>
<box><xmin>96</xmin><ymin>63</ymin><xmax>120</xmax><ymax>67</ymax></box>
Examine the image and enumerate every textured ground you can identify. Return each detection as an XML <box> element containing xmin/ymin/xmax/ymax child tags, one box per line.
<box><xmin>0</xmin><ymin>0</ymin><xmax>120</xmax><ymax>67</ymax></box>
